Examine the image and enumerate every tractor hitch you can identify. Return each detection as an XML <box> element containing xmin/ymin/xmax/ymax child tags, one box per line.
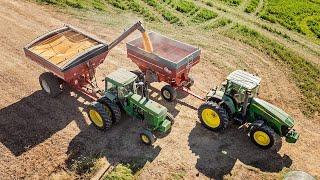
<box><xmin>285</xmin><ymin>129</ymin><xmax>299</xmax><ymax>143</ymax></box>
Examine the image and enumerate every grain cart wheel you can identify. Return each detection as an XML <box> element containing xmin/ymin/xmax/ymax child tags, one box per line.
<box><xmin>161</xmin><ymin>85</ymin><xmax>177</xmax><ymax>102</ymax></box>
<box><xmin>250</xmin><ymin>125</ymin><xmax>277</xmax><ymax>150</ymax></box>
<box><xmin>140</xmin><ymin>130</ymin><xmax>156</xmax><ymax>145</ymax></box>
<box><xmin>39</xmin><ymin>72</ymin><xmax>62</xmax><ymax>97</ymax></box>
<box><xmin>98</xmin><ymin>97</ymin><xmax>121</xmax><ymax>124</ymax></box>
<box><xmin>87</xmin><ymin>102</ymin><xmax>112</xmax><ymax>131</ymax></box>
<box><xmin>198</xmin><ymin>101</ymin><xmax>229</xmax><ymax>131</ymax></box>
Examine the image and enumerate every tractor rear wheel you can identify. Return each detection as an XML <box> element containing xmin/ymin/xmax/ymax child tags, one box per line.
<box><xmin>98</xmin><ymin>97</ymin><xmax>121</xmax><ymax>124</ymax></box>
<box><xmin>161</xmin><ymin>85</ymin><xmax>177</xmax><ymax>102</ymax></box>
<box><xmin>87</xmin><ymin>102</ymin><xmax>113</xmax><ymax>130</ymax></box>
<box><xmin>140</xmin><ymin>130</ymin><xmax>156</xmax><ymax>145</ymax></box>
<box><xmin>39</xmin><ymin>72</ymin><xmax>62</xmax><ymax>97</ymax></box>
<box><xmin>250</xmin><ymin>125</ymin><xmax>278</xmax><ymax>150</ymax></box>
<box><xmin>198</xmin><ymin>101</ymin><xmax>229</xmax><ymax>131</ymax></box>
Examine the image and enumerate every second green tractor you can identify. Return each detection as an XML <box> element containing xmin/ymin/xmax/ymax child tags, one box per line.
<box><xmin>198</xmin><ymin>70</ymin><xmax>299</xmax><ymax>150</ymax></box>
<box><xmin>87</xmin><ymin>68</ymin><xmax>174</xmax><ymax>145</ymax></box>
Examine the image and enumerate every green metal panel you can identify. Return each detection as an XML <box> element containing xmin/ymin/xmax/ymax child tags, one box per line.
<box><xmin>129</xmin><ymin>94</ymin><xmax>167</xmax><ymax>118</ymax></box>
<box><xmin>248</xmin><ymin>98</ymin><xmax>295</xmax><ymax>134</ymax></box>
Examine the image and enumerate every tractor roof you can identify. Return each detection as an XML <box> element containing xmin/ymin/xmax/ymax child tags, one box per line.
<box><xmin>106</xmin><ymin>68</ymin><xmax>137</xmax><ymax>86</ymax></box>
<box><xmin>227</xmin><ymin>70</ymin><xmax>261</xmax><ymax>90</ymax></box>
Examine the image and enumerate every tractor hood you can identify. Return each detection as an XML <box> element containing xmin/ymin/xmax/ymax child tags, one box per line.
<box><xmin>252</xmin><ymin>98</ymin><xmax>294</xmax><ymax>128</ymax></box>
<box><xmin>130</xmin><ymin>94</ymin><xmax>167</xmax><ymax>118</ymax></box>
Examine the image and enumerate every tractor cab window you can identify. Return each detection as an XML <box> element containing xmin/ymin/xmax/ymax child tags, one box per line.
<box><xmin>118</xmin><ymin>82</ymin><xmax>134</xmax><ymax>99</ymax></box>
<box><xmin>106</xmin><ymin>81</ymin><xmax>117</xmax><ymax>94</ymax></box>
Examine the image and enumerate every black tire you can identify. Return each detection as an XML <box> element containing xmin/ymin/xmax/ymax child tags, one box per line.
<box><xmin>161</xmin><ymin>85</ymin><xmax>177</xmax><ymax>102</ymax></box>
<box><xmin>87</xmin><ymin>102</ymin><xmax>112</xmax><ymax>131</ymax></box>
<box><xmin>166</xmin><ymin>113</ymin><xmax>175</xmax><ymax>125</ymax></box>
<box><xmin>198</xmin><ymin>101</ymin><xmax>229</xmax><ymax>132</ymax></box>
<box><xmin>140</xmin><ymin>130</ymin><xmax>156</xmax><ymax>145</ymax></box>
<box><xmin>250</xmin><ymin>124</ymin><xmax>279</xmax><ymax>150</ymax></box>
<box><xmin>98</xmin><ymin>97</ymin><xmax>121</xmax><ymax>124</ymax></box>
<box><xmin>186</xmin><ymin>77</ymin><xmax>194</xmax><ymax>88</ymax></box>
<box><xmin>39</xmin><ymin>72</ymin><xmax>62</xmax><ymax>97</ymax></box>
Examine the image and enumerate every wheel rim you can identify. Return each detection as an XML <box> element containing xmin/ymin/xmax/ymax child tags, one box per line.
<box><xmin>104</xmin><ymin>105</ymin><xmax>112</xmax><ymax>118</ymax></box>
<box><xmin>41</xmin><ymin>80</ymin><xmax>51</xmax><ymax>93</ymax></box>
<box><xmin>201</xmin><ymin>108</ymin><xmax>221</xmax><ymax>128</ymax></box>
<box><xmin>141</xmin><ymin>134</ymin><xmax>150</xmax><ymax>144</ymax></box>
<box><xmin>253</xmin><ymin>131</ymin><xmax>270</xmax><ymax>146</ymax></box>
<box><xmin>163</xmin><ymin>90</ymin><xmax>171</xmax><ymax>99</ymax></box>
<box><xmin>89</xmin><ymin>109</ymin><xmax>103</xmax><ymax>127</ymax></box>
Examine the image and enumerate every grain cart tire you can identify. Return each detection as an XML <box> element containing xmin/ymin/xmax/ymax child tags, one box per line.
<box><xmin>250</xmin><ymin>125</ymin><xmax>278</xmax><ymax>150</ymax></box>
<box><xmin>198</xmin><ymin>101</ymin><xmax>229</xmax><ymax>131</ymax></box>
<box><xmin>161</xmin><ymin>85</ymin><xmax>177</xmax><ymax>102</ymax></box>
<box><xmin>98</xmin><ymin>97</ymin><xmax>121</xmax><ymax>124</ymax></box>
<box><xmin>39</xmin><ymin>72</ymin><xmax>62</xmax><ymax>97</ymax></box>
<box><xmin>140</xmin><ymin>130</ymin><xmax>156</xmax><ymax>145</ymax></box>
<box><xmin>88</xmin><ymin>102</ymin><xmax>112</xmax><ymax>131</ymax></box>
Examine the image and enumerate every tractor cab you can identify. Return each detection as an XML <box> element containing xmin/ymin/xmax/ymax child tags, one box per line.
<box><xmin>224</xmin><ymin>70</ymin><xmax>261</xmax><ymax>106</ymax></box>
<box><xmin>104</xmin><ymin>68</ymin><xmax>138</xmax><ymax>99</ymax></box>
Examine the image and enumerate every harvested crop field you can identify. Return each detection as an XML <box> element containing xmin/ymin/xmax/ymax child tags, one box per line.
<box><xmin>0</xmin><ymin>0</ymin><xmax>319</xmax><ymax>179</ymax></box>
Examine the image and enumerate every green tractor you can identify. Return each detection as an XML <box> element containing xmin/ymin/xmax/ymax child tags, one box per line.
<box><xmin>88</xmin><ymin>68</ymin><xmax>174</xmax><ymax>145</ymax></box>
<box><xmin>198</xmin><ymin>70</ymin><xmax>299</xmax><ymax>150</ymax></box>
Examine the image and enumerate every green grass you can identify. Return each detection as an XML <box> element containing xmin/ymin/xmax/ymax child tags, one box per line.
<box><xmin>225</xmin><ymin>24</ymin><xmax>320</xmax><ymax>116</ymax></box>
<box><xmin>207</xmin><ymin>0</ymin><xmax>242</xmax><ymax>6</ymax></box>
<box><xmin>259</xmin><ymin>0</ymin><xmax>320</xmax><ymax>40</ymax></box>
<box><xmin>142</xmin><ymin>0</ymin><xmax>181</xmax><ymax>24</ymax></box>
<box><xmin>204</xmin><ymin>18</ymin><xmax>232</xmax><ymax>30</ymax></box>
<box><xmin>192</xmin><ymin>8</ymin><xmax>218</xmax><ymax>23</ymax></box>
<box><xmin>245</xmin><ymin>0</ymin><xmax>259</xmax><ymax>13</ymax></box>
<box><xmin>174</xmin><ymin>0</ymin><xmax>199</xmax><ymax>15</ymax></box>
<box><xmin>104</xmin><ymin>164</ymin><xmax>134</xmax><ymax>180</ymax></box>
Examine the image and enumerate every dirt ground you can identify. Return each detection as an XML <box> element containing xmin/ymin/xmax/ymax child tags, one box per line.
<box><xmin>0</xmin><ymin>0</ymin><xmax>319</xmax><ymax>179</ymax></box>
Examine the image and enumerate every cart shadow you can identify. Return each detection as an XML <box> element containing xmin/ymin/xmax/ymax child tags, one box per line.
<box><xmin>188</xmin><ymin>122</ymin><xmax>292</xmax><ymax>180</ymax></box>
<box><xmin>0</xmin><ymin>90</ymin><xmax>89</xmax><ymax>156</ymax></box>
<box><xmin>66</xmin><ymin>114</ymin><xmax>161</xmax><ymax>175</ymax></box>
<box><xmin>148</xmin><ymin>86</ymin><xmax>198</xmax><ymax>118</ymax></box>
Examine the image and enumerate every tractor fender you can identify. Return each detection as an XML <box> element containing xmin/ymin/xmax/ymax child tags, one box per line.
<box><xmin>102</xmin><ymin>92</ymin><xmax>117</xmax><ymax>102</ymax></box>
<box><xmin>251</xmin><ymin>120</ymin><xmax>264</xmax><ymax>128</ymax></box>
<box><xmin>220</xmin><ymin>98</ymin><xmax>236</xmax><ymax>115</ymax></box>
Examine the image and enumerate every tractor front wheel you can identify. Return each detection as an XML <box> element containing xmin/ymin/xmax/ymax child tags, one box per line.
<box><xmin>161</xmin><ymin>85</ymin><xmax>177</xmax><ymax>102</ymax></box>
<box><xmin>39</xmin><ymin>72</ymin><xmax>62</xmax><ymax>97</ymax></box>
<box><xmin>140</xmin><ymin>130</ymin><xmax>156</xmax><ymax>145</ymax></box>
<box><xmin>87</xmin><ymin>102</ymin><xmax>113</xmax><ymax>131</ymax></box>
<box><xmin>250</xmin><ymin>125</ymin><xmax>278</xmax><ymax>150</ymax></box>
<box><xmin>198</xmin><ymin>101</ymin><xmax>229</xmax><ymax>131</ymax></box>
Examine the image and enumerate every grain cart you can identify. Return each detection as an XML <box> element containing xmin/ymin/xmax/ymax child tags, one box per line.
<box><xmin>198</xmin><ymin>70</ymin><xmax>299</xmax><ymax>150</ymax></box>
<box><xmin>89</xmin><ymin>68</ymin><xmax>173</xmax><ymax>145</ymax></box>
<box><xmin>127</xmin><ymin>32</ymin><xmax>201</xmax><ymax>101</ymax></box>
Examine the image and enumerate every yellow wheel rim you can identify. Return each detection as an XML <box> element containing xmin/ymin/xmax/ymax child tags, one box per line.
<box><xmin>104</xmin><ymin>105</ymin><xmax>112</xmax><ymax>118</ymax></box>
<box><xmin>253</xmin><ymin>131</ymin><xmax>270</xmax><ymax>146</ymax></box>
<box><xmin>201</xmin><ymin>108</ymin><xmax>221</xmax><ymax>128</ymax></box>
<box><xmin>141</xmin><ymin>134</ymin><xmax>150</xmax><ymax>144</ymax></box>
<box><xmin>89</xmin><ymin>109</ymin><xmax>103</xmax><ymax>127</ymax></box>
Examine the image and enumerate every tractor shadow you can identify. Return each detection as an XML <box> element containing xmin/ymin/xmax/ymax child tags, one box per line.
<box><xmin>188</xmin><ymin>122</ymin><xmax>292</xmax><ymax>180</ymax></box>
<box><xmin>148</xmin><ymin>86</ymin><xmax>198</xmax><ymax>118</ymax></box>
<box><xmin>66</xmin><ymin>114</ymin><xmax>161</xmax><ymax>175</ymax></box>
<box><xmin>0</xmin><ymin>90</ymin><xmax>89</xmax><ymax>156</ymax></box>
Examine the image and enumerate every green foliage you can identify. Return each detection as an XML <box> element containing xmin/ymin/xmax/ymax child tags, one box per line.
<box><xmin>65</xmin><ymin>0</ymin><xmax>85</xmax><ymax>9</ymax></box>
<box><xmin>128</xmin><ymin>0</ymin><xmax>158</xmax><ymax>21</ymax></box>
<box><xmin>162</xmin><ymin>11</ymin><xmax>180</xmax><ymax>23</ymax></box>
<box><xmin>204</xmin><ymin>18</ymin><xmax>232</xmax><ymax>30</ymax></box>
<box><xmin>307</xmin><ymin>19</ymin><xmax>320</xmax><ymax>38</ymax></box>
<box><xmin>207</xmin><ymin>0</ymin><xmax>242</xmax><ymax>6</ymax></box>
<box><xmin>92</xmin><ymin>0</ymin><xmax>105</xmax><ymax>11</ymax></box>
<box><xmin>259</xmin><ymin>0</ymin><xmax>320</xmax><ymax>40</ymax></box>
<box><xmin>108</xmin><ymin>0</ymin><xmax>128</xmax><ymax>10</ymax></box>
<box><xmin>175</xmin><ymin>0</ymin><xmax>199</xmax><ymax>15</ymax></box>
<box><xmin>225</xmin><ymin>24</ymin><xmax>320</xmax><ymax>116</ymax></box>
<box><xmin>245</xmin><ymin>0</ymin><xmax>259</xmax><ymax>13</ymax></box>
<box><xmin>70</xmin><ymin>155</ymin><xmax>101</xmax><ymax>175</ymax></box>
<box><xmin>104</xmin><ymin>164</ymin><xmax>134</xmax><ymax>180</ymax></box>
<box><xmin>192</xmin><ymin>8</ymin><xmax>217</xmax><ymax>23</ymax></box>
